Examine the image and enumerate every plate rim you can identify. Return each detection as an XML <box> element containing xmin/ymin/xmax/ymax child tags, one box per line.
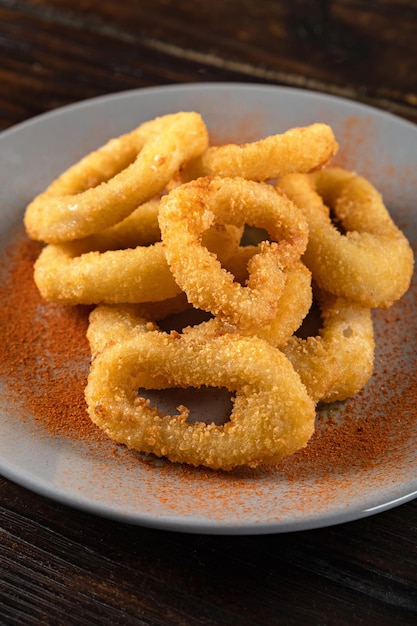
<box><xmin>2</xmin><ymin>81</ymin><xmax>417</xmax><ymax>140</ymax></box>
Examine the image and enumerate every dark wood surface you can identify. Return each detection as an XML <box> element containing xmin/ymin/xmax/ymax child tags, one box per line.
<box><xmin>1</xmin><ymin>1</ymin><xmax>417</xmax><ymax>624</ymax></box>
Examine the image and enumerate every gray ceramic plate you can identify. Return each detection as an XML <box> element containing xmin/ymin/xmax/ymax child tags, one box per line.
<box><xmin>0</xmin><ymin>83</ymin><xmax>416</xmax><ymax>534</ymax></box>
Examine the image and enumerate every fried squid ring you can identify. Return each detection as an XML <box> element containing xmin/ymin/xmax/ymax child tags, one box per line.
<box><xmin>87</xmin><ymin>304</ymin><xmax>157</xmax><ymax>358</ymax></box>
<box><xmin>159</xmin><ymin>177</ymin><xmax>309</xmax><ymax>331</ymax></box>
<box><xmin>181</xmin><ymin>259</ymin><xmax>312</xmax><ymax>348</ymax></box>
<box><xmin>87</xmin><ymin>295</ymin><xmax>201</xmax><ymax>359</ymax></box>
<box><xmin>24</xmin><ymin>112</ymin><xmax>209</xmax><ymax>243</ymax></box>
<box><xmin>34</xmin><ymin>221</ymin><xmax>241</xmax><ymax>305</ymax></box>
<box><xmin>223</xmin><ymin>247</ymin><xmax>312</xmax><ymax>345</ymax></box>
<box><xmin>282</xmin><ymin>288</ymin><xmax>375</xmax><ymax>403</ymax></box>
<box><xmin>85</xmin><ymin>319</ymin><xmax>316</xmax><ymax>470</ymax></box>
<box><xmin>34</xmin><ymin>241</ymin><xmax>181</xmax><ymax>304</ymax></box>
<box><xmin>278</xmin><ymin>168</ymin><xmax>414</xmax><ymax>308</ymax></box>
<box><xmin>182</xmin><ymin>123</ymin><xmax>338</xmax><ymax>181</ymax></box>
<box><xmin>77</xmin><ymin>197</ymin><xmax>162</xmax><ymax>250</ymax></box>
<box><xmin>87</xmin><ymin>257</ymin><xmax>311</xmax><ymax>355</ymax></box>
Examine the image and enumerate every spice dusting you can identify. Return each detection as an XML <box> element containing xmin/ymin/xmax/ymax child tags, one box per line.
<box><xmin>0</xmin><ymin>230</ymin><xmax>102</xmax><ymax>444</ymax></box>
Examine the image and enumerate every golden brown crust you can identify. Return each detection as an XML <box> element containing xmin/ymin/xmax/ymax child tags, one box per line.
<box><xmin>182</xmin><ymin>123</ymin><xmax>338</xmax><ymax>181</ymax></box>
<box><xmin>24</xmin><ymin>112</ymin><xmax>209</xmax><ymax>243</ymax></box>
<box><xmin>278</xmin><ymin>168</ymin><xmax>414</xmax><ymax>308</ymax></box>
<box><xmin>85</xmin><ymin>317</ymin><xmax>316</xmax><ymax>470</ymax></box>
<box><xmin>159</xmin><ymin>176</ymin><xmax>309</xmax><ymax>331</ymax></box>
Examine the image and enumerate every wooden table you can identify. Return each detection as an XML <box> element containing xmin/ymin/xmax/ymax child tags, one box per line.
<box><xmin>1</xmin><ymin>2</ymin><xmax>417</xmax><ymax>624</ymax></box>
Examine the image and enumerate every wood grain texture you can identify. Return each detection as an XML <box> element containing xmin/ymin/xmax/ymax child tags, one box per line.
<box><xmin>0</xmin><ymin>0</ymin><xmax>416</xmax><ymax>129</ymax></box>
<box><xmin>2</xmin><ymin>477</ymin><xmax>417</xmax><ymax>625</ymax></box>
<box><xmin>1</xmin><ymin>1</ymin><xmax>417</xmax><ymax>624</ymax></box>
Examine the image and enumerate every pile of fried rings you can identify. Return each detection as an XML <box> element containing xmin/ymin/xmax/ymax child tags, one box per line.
<box><xmin>24</xmin><ymin>111</ymin><xmax>414</xmax><ymax>471</ymax></box>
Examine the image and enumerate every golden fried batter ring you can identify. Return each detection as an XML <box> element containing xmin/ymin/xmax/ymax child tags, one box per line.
<box><xmin>223</xmin><ymin>247</ymin><xmax>312</xmax><ymax>345</ymax></box>
<box><xmin>181</xmin><ymin>260</ymin><xmax>312</xmax><ymax>348</ymax></box>
<box><xmin>282</xmin><ymin>288</ymin><xmax>375</xmax><ymax>403</ymax></box>
<box><xmin>87</xmin><ymin>304</ymin><xmax>157</xmax><ymax>358</ymax></box>
<box><xmin>159</xmin><ymin>177</ymin><xmax>309</xmax><ymax>331</ymax></box>
<box><xmin>24</xmin><ymin>112</ymin><xmax>209</xmax><ymax>243</ymax></box>
<box><xmin>34</xmin><ymin>241</ymin><xmax>181</xmax><ymax>304</ymax></box>
<box><xmin>278</xmin><ymin>168</ymin><xmax>414</xmax><ymax>308</ymax></box>
<box><xmin>34</xmin><ymin>204</ymin><xmax>242</xmax><ymax>305</ymax></box>
<box><xmin>85</xmin><ymin>313</ymin><xmax>316</xmax><ymax>470</ymax></box>
<box><xmin>77</xmin><ymin>197</ymin><xmax>162</xmax><ymax>250</ymax></box>
<box><xmin>182</xmin><ymin>123</ymin><xmax>338</xmax><ymax>181</ymax></box>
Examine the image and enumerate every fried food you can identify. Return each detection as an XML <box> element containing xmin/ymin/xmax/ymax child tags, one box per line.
<box><xmin>24</xmin><ymin>112</ymin><xmax>414</xmax><ymax>471</ymax></box>
<box><xmin>85</xmin><ymin>312</ymin><xmax>316</xmax><ymax>470</ymax></box>
<box><xmin>75</xmin><ymin>197</ymin><xmax>162</xmax><ymax>249</ymax></box>
<box><xmin>182</xmin><ymin>123</ymin><xmax>338</xmax><ymax>181</ymax></box>
<box><xmin>33</xmin><ymin>241</ymin><xmax>181</xmax><ymax>304</ymax></box>
<box><xmin>24</xmin><ymin>112</ymin><xmax>209</xmax><ymax>243</ymax></box>
<box><xmin>34</xmin><ymin>211</ymin><xmax>241</xmax><ymax>305</ymax></box>
<box><xmin>181</xmin><ymin>260</ymin><xmax>312</xmax><ymax>348</ymax></box>
<box><xmin>278</xmin><ymin>168</ymin><xmax>414</xmax><ymax>308</ymax></box>
<box><xmin>159</xmin><ymin>176</ymin><xmax>309</xmax><ymax>331</ymax></box>
<box><xmin>282</xmin><ymin>288</ymin><xmax>375</xmax><ymax>403</ymax></box>
<box><xmin>87</xmin><ymin>304</ymin><xmax>157</xmax><ymax>358</ymax></box>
